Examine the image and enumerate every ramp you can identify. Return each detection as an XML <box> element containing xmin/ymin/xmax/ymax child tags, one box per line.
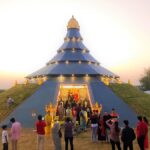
<box><xmin>1</xmin><ymin>80</ymin><xmax>59</xmax><ymax>128</ymax></box>
<box><xmin>88</xmin><ymin>78</ymin><xmax>137</xmax><ymax>126</ymax></box>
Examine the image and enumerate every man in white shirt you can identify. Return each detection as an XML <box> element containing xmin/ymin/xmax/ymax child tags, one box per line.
<box><xmin>7</xmin><ymin>96</ymin><xmax>14</xmax><ymax>107</ymax></box>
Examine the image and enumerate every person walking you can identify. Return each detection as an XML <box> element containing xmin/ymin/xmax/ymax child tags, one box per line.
<box><xmin>90</xmin><ymin>111</ymin><xmax>98</xmax><ymax>142</ymax></box>
<box><xmin>98</xmin><ymin>115</ymin><xmax>106</xmax><ymax>141</ymax></box>
<box><xmin>136</xmin><ymin>116</ymin><xmax>148</xmax><ymax>150</ymax></box>
<box><xmin>76</xmin><ymin>103</ymin><xmax>81</xmax><ymax>125</ymax></box>
<box><xmin>103</xmin><ymin>112</ymin><xmax>111</xmax><ymax>142</ymax></box>
<box><xmin>106</xmin><ymin>119</ymin><xmax>121</xmax><ymax>150</ymax></box>
<box><xmin>1</xmin><ymin>125</ymin><xmax>9</xmax><ymax>150</ymax></box>
<box><xmin>64</xmin><ymin>117</ymin><xmax>74</xmax><ymax>150</ymax></box>
<box><xmin>121</xmin><ymin>120</ymin><xmax>136</xmax><ymax>150</ymax></box>
<box><xmin>7</xmin><ymin>96</ymin><xmax>14</xmax><ymax>107</ymax></box>
<box><xmin>79</xmin><ymin>108</ymin><xmax>86</xmax><ymax>131</ymax></box>
<box><xmin>66</xmin><ymin>106</ymin><xmax>72</xmax><ymax>118</ymax></box>
<box><xmin>58</xmin><ymin>103</ymin><xmax>65</xmax><ymax>121</ymax></box>
<box><xmin>72</xmin><ymin>106</ymin><xmax>77</xmax><ymax>128</ymax></box>
<box><xmin>52</xmin><ymin>119</ymin><xmax>62</xmax><ymax>150</ymax></box>
<box><xmin>10</xmin><ymin>117</ymin><xmax>21</xmax><ymax>150</ymax></box>
<box><xmin>35</xmin><ymin>115</ymin><xmax>46</xmax><ymax>150</ymax></box>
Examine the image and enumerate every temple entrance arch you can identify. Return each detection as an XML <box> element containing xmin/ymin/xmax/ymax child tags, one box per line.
<box><xmin>56</xmin><ymin>84</ymin><xmax>92</xmax><ymax>108</ymax></box>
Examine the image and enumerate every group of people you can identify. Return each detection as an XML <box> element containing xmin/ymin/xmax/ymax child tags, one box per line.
<box><xmin>35</xmin><ymin>114</ymin><xmax>74</xmax><ymax>150</ymax></box>
<box><xmin>1</xmin><ymin>108</ymin><xmax>149</xmax><ymax>150</ymax></box>
<box><xmin>90</xmin><ymin>110</ymin><xmax>149</xmax><ymax>150</ymax></box>
<box><xmin>56</xmin><ymin>96</ymin><xmax>92</xmax><ymax>131</ymax></box>
<box><xmin>35</xmin><ymin>110</ymin><xmax>149</xmax><ymax>150</ymax></box>
<box><xmin>1</xmin><ymin>118</ymin><xmax>21</xmax><ymax>150</ymax></box>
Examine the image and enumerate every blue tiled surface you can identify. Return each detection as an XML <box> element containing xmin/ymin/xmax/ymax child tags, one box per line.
<box><xmin>88</xmin><ymin>78</ymin><xmax>137</xmax><ymax>127</ymax></box>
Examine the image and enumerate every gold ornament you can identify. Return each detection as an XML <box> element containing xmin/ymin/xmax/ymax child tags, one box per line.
<box><xmin>128</xmin><ymin>79</ymin><xmax>132</xmax><ymax>85</ymax></box>
<box><xmin>38</xmin><ymin>78</ymin><xmax>44</xmax><ymax>85</ymax></box>
<box><xmin>92</xmin><ymin>102</ymin><xmax>102</xmax><ymax>114</ymax></box>
<box><xmin>116</xmin><ymin>78</ymin><xmax>122</xmax><ymax>84</ymax></box>
<box><xmin>67</xmin><ymin>16</ymin><xmax>80</xmax><ymax>29</ymax></box>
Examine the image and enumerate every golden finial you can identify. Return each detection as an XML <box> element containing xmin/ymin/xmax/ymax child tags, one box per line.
<box><xmin>67</xmin><ymin>16</ymin><xmax>80</xmax><ymax>29</ymax></box>
<box><xmin>116</xmin><ymin>78</ymin><xmax>122</xmax><ymax>84</ymax></box>
<box><xmin>14</xmin><ymin>80</ymin><xmax>18</xmax><ymax>87</ymax></box>
<box><xmin>128</xmin><ymin>79</ymin><xmax>132</xmax><ymax>85</ymax></box>
<box><xmin>37</xmin><ymin>78</ymin><xmax>44</xmax><ymax>85</ymax></box>
<box><xmin>95</xmin><ymin>102</ymin><xmax>98</xmax><ymax>108</ymax></box>
<box><xmin>24</xmin><ymin>79</ymin><xmax>29</xmax><ymax>85</ymax></box>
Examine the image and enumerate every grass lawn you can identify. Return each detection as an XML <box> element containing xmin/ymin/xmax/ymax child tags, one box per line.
<box><xmin>0</xmin><ymin>128</ymin><xmax>143</xmax><ymax>150</ymax></box>
<box><xmin>0</xmin><ymin>84</ymin><xmax>39</xmax><ymax>122</ymax></box>
<box><xmin>109</xmin><ymin>83</ymin><xmax>150</xmax><ymax>121</ymax></box>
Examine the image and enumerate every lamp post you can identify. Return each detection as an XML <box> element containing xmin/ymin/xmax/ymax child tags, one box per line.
<box><xmin>31</xmin><ymin>110</ymin><xmax>37</xmax><ymax>130</ymax></box>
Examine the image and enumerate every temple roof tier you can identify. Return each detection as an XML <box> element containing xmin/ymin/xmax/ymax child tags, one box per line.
<box><xmin>57</xmin><ymin>41</ymin><xmax>89</xmax><ymax>51</ymax></box>
<box><xmin>47</xmin><ymin>51</ymin><xmax>98</xmax><ymax>65</ymax></box>
<box><xmin>27</xmin><ymin>16</ymin><xmax>119</xmax><ymax>79</ymax></box>
<box><xmin>27</xmin><ymin>63</ymin><xmax>118</xmax><ymax>78</ymax></box>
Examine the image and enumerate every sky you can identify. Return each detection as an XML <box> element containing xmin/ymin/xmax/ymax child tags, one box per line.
<box><xmin>0</xmin><ymin>0</ymin><xmax>150</xmax><ymax>89</ymax></box>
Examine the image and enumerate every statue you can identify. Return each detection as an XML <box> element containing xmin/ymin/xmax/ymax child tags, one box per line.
<box><xmin>128</xmin><ymin>79</ymin><xmax>132</xmax><ymax>85</ymax></box>
<box><xmin>38</xmin><ymin>78</ymin><xmax>44</xmax><ymax>85</ymax></box>
<box><xmin>24</xmin><ymin>79</ymin><xmax>29</xmax><ymax>85</ymax></box>
<box><xmin>92</xmin><ymin>102</ymin><xmax>102</xmax><ymax>114</ymax></box>
<box><xmin>104</xmin><ymin>77</ymin><xmax>110</xmax><ymax>85</ymax></box>
<box><xmin>116</xmin><ymin>78</ymin><xmax>122</xmax><ymax>84</ymax></box>
<box><xmin>44</xmin><ymin>103</ymin><xmax>55</xmax><ymax>135</ymax></box>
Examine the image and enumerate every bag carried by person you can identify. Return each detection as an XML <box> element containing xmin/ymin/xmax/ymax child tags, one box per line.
<box><xmin>58</xmin><ymin>129</ymin><xmax>62</xmax><ymax>138</ymax></box>
<box><xmin>131</xmin><ymin>128</ymin><xmax>136</xmax><ymax>141</ymax></box>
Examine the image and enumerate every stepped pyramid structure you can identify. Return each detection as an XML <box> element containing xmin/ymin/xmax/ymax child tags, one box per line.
<box><xmin>27</xmin><ymin>16</ymin><xmax>118</xmax><ymax>79</ymax></box>
<box><xmin>2</xmin><ymin>17</ymin><xmax>137</xmax><ymax>127</ymax></box>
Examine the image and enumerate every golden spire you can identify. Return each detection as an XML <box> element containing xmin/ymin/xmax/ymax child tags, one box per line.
<box><xmin>67</xmin><ymin>16</ymin><xmax>80</xmax><ymax>29</ymax></box>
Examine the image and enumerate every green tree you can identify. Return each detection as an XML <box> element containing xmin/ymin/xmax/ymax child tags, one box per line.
<box><xmin>140</xmin><ymin>68</ymin><xmax>150</xmax><ymax>90</ymax></box>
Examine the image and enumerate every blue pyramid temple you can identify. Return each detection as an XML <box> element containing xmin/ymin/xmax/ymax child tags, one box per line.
<box><xmin>2</xmin><ymin>16</ymin><xmax>137</xmax><ymax>127</ymax></box>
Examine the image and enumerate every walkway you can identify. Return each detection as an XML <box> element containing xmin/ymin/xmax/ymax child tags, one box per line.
<box><xmin>0</xmin><ymin>128</ymin><xmax>140</xmax><ymax>150</ymax></box>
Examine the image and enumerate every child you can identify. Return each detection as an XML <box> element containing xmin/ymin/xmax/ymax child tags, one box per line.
<box><xmin>1</xmin><ymin>125</ymin><xmax>8</xmax><ymax>150</ymax></box>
